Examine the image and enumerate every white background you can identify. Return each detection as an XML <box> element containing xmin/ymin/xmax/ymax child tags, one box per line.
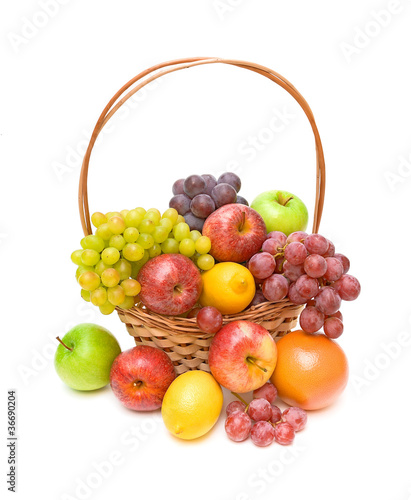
<box><xmin>2</xmin><ymin>1</ymin><xmax>411</xmax><ymax>499</ymax></box>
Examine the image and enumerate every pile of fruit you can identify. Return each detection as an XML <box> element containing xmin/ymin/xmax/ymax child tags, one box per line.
<box><xmin>60</xmin><ymin>172</ymin><xmax>360</xmax><ymax>445</ymax></box>
<box><xmin>71</xmin><ymin>207</ymin><xmax>214</xmax><ymax>315</ymax></box>
<box><xmin>246</xmin><ymin>229</ymin><xmax>360</xmax><ymax>339</ymax></box>
<box><xmin>225</xmin><ymin>383</ymin><xmax>307</xmax><ymax>446</ymax></box>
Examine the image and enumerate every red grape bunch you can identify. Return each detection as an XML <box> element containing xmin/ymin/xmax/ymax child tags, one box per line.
<box><xmin>246</xmin><ymin>231</ymin><xmax>361</xmax><ymax>339</ymax></box>
<box><xmin>224</xmin><ymin>382</ymin><xmax>307</xmax><ymax>447</ymax></box>
<box><xmin>169</xmin><ymin>172</ymin><xmax>248</xmax><ymax>231</ymax></box>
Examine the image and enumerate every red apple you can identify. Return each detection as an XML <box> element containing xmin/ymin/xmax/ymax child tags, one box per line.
<box><xmin>110</xmin><ymin>345</ymin><xmax>176</xmax><ymax>411</ymax></box>
<box><xmin>202</xmin><ymin>204</ymin><xmax>267</xmax><ymax>263</ymax></box>
<box><xmin>137</xmin><ymin>254</ymin><xmax>202</xmax><ymax>315</ymax></box>
<box><xmin>208</xmin><ymin>320</ymin><xmax>277</xmax><ymax>393</ymax></box>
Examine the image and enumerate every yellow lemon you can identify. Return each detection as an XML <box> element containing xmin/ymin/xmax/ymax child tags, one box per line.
<box><xmin>199</xmin><ymin>262</ymin><xmax>255</xmax><ymax>315</ymax></box>
<box><xmin>161</xmin><ymin>370</ymin><xmax>223</xmax><ymax>440</ymax></box>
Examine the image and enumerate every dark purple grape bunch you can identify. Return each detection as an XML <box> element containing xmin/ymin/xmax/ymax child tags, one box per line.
<box><xmin>247</xmin><ymin>230</ymin><xmax>361</xmax><ymax>339</ymax></box>
<box><xmin>225</xmin><ymin>382</ymin><xmax>307</xmax><ymax>447</ymax></box>
<box><xmin>169</xmin><ymin>172</ymin><xmax>248</xmax><ymax>231</ymax></box>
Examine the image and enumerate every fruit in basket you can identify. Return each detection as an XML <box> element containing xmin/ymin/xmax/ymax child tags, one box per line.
<box><xmin>249</xmin><ymin>289</ymin><xmax>267</xmax><ymax>307</ymax></box>
<box><xmin>72</xmin><ymin>208</ymin><xmax>216</xmax><ymax>315</ymax></box>
<box><xmin>271</xmin><ymin>330</ymin><xmax>349</xmax><ymax>410</ymax></box>
<box><xmin>120</xmin><ymin>278</ymin><xmax>141</xmax><ymax>296</ymax></box>
<box><xmin>196</xmin><ymin>306</ymin><xmax>223</xmax><ymax>334</ymax></box>
<box><xmin>81</xmin><ymin>234</ymin><xmax>106</xmax><ymax>253</ymax></box>
<box><xmin>161</xmin><ymin>370</ymin><xmax>223</xmax><ymax>440</ymax></box>
<box><xmin>110</xmin><ymin>345</ymin><xmax>176</xmax><ymax>411</ymax></box>
<box><xmin>169</xmin><ymin>172</ymin><xmax>246</xmax><ymax>230</ymax></box>
<box><xmin>252</xmin><ymin>229</ymin><xmax>360</xmax><ymax>338</ymax></box>
<box><xmin>202</xmin><ymin>204</ymin><xmax>266</xmax><ymax>263</ymax></box>
<box><xmin>334</xmin><ymin>253</ymin><xmax>350</xmax><ymax>274</ymax></box>
<box><xmin>181</xmin><ymin>212</ymin><xmax>205</xmax><ymax>232</ymax></box>
<box><xmin>211</xmin><ymin>183</ymin><xmax>237</xmax><ymax>208</ymax></box>
<box><xmin>332</xmin><ymin>274</ymin><xmax>361</xmax><ymax>301</ymax></box>
<box><xmin>218</xmin><ymin>172</ymin><xmax>241</xmax><ymax>192</ymax></box>
<box><xmin>299</xmin><ymin>306</ymin><xmax>325</xmax><ymax>333</ymax></box>
<box><xmin>304</xmin><ymin>233</ymin><xmax>328</xmax><ymax>255</ymax></box>
<box><xmin>262</xmin><ymin>274</ymin><xmax>289</xmax><ymax>301</ymax></box>
<box><xmin>78</xmin><ymin>271</ymin><xmax>101</xmax><ymax>291</ymax></box>
<box><xmin>250</xmin><ymin>190</ymin><xmax>308</xmax><ymax>235</ymax></box>
<box><xmin>169</xmin><ymin>194</ymin><xmax>191</xmax><ymax>216</ymax></box>
<box><xmin>201</xmin><ymin>174</ymin><xmax>217</xmax><ymax>195</ymax></box>
<box><xmin>172</xmin><ymin>178</ymin><xmax>185</xmax><ymax>195</ymax></box>
<box><xmin>304</xmin><ymin>254</ymin><xmax>327</xmax><ymax>278</ymax></box>
<box><xmin>138</xmin><ymin>254</ymin><xmax>202</xmax><ymax>315</ymax></box>
<box><xmin>107</xmin><ymin>285</ymin><xmax>126</xmax><ymax>306</ymax></box>
<box><xmin>101</xmin><ymin>268</ymin><xmax>120</xmax><ymax>287</ymax></box>
<box><xmin>236</xmin><ymin>195</ymin><xmax>249</xmax><ymax>206</ymax></box>
<box><xmin>315</xmin><ymin>286</ymin><xmax>341</xmax><ymax>315</ymax></box>
<box><xmin>184</xmin><ymin>174</ymin><xmax>206</xmax><ymax>198</ymax></box>
<box><xmin>54</xmin><ymin>323</ymin><xmax>121</xmax><ymax>391</ymax></box>
<box><xmin>190</xmin><ymin>194</ymin><xmax>215</xmax><ymax>218</ymax></box>
<box><xmin>323</xmin><ymin>317</ymin><xmax>344</xmax><ymax>339</ymax></box>
<box><xmin>208</xmin><ymin>320</ymin><xmax>277</xmax><ymax>393</ymax></box>
<box><xmin>199</xmin><ymin>262</ymin><xmax>255</xmax><ymax>315</ymax></box>
<box><xmin>248</xmin><ymin>252</ymin><xmax>276</xmax><ymax>279</ymax></box>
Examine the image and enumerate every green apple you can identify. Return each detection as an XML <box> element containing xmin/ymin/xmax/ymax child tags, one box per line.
<box><xmin>55</xmin><ymin>323</ymin><xmax>121</xmax><ymax>391</ymax></box>
<box><xmin>251</xmin><ymin>190</ymin><xmax>308</xmax><ymax>235</ymax></box>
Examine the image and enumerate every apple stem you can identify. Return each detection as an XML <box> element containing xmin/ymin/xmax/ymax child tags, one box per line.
<box><xmin>280</xmin><ymin>195</ymin><xmax>294</xmax><ymax>206</ymax></box>
<box><xmin>56</xmin><ymin>336</ymin><xmax>73</xmax><ymax>351</ymax></box>
<box><xmin>246</xmin><ymin>357</ymin><xmax>268</xmax><ymax>373</ymax></box>
<box><xmin>239</xmin><ymin>211</ymin><xmax>246</xmax><ymax>231</ymax></box>
<box><xmin>231</xmin><ymin>392</ymin><xmax>248</xmax><ymax>406</ymax></box>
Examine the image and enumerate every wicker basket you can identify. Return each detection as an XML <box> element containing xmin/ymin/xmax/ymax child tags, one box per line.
<box><xmin>78</xmin><ymin>57</ymin><xmax>326</xmax><ymax>375</ymax></box>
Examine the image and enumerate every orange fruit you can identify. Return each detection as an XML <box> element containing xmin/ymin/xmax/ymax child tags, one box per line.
<box><xmin>271</xmin><ymin>330</ymin><xmax>348</xmax><ymax>410</ymax></box>
<box><xmin>199</xmin><ymin>262</ymin><xmax>255</xmax><ymax>315</ymax></box>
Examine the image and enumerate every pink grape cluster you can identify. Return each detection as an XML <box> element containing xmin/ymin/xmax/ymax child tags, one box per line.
<box><xmin>224</xmin><ymin>382</ymin><xmax>307</xmax><ymax>447</ymax></box>
<box><xmin>247</xmin><ymin>230</ymin><xmax>361</xmax><ymax>339</ymax></box>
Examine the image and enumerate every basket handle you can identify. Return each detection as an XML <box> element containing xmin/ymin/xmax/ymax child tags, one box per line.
<box><xmin>79</xmin><ymin>57</ymin><xmax>326</xmax><ymax>236</ymax></box>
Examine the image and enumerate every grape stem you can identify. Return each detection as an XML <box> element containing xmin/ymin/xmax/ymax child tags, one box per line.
<box><xmin>231</xmin><ymin>392</ymin><xmax>248</xmax><ymax>406</ymax></box>
<box><xmin>232</xmin><ymin>391</ymin><xmax>251</xmax><ymax>412</ymax></box>
<box><xmin>269</xmin><ymin>419</ymin><xmax>282</xmax><ymax>427</ymax></box>
<box><xmin>56</xmin><ymin>337</ymin><xmax>73</xmax><ymax>351</ymax></box>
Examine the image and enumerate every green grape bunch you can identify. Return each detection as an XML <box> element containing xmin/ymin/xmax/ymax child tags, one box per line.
<box><xmin>71</xmin><ymin>207</ymin><xmax>215</xmax><ymax>315</ymax></box>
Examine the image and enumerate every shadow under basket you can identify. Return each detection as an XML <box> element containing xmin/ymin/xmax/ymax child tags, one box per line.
<box><xmin>78</xmin><ymin>57</ymin><xmax>326</xmax><ymax>376</ymax></box>
<box><xmin>117</xmin><ymin>300</ymin><xmax>304</xmax><ymax>375</ymax></box>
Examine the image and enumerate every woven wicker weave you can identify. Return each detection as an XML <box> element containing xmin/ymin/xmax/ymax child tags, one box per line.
<box><xmin>78</xmin><ymin>57</ymin><xmax>326</xmax><ymax>375</ymax></box>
